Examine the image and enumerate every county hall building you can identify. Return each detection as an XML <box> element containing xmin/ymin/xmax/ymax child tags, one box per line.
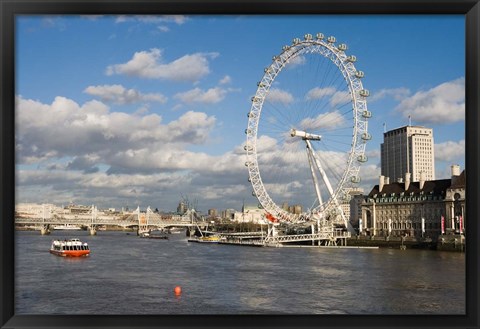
<box><xmin>360</xmin><ymin>165</ymin><xmax>465</xmax><ymax>239</ymax></box>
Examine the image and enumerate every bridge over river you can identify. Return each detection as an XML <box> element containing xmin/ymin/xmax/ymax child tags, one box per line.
<box><xmin>15</xmin><ymin>205</ymin><xmax>202</xmax><ymax>235</ymax></box>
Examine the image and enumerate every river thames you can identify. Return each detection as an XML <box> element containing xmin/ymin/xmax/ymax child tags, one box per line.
<box><xmin>15</xmin><ymin>230</ymin><xmax>465</xmax><ymax>315</ymax></box>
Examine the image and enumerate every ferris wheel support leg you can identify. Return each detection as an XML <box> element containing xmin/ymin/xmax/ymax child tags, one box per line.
<box><xmin>305</xmin><ymin>140</ymin><xmax>335</xmax><ymax>199</ymax></box>
<box><xmin>337</xmin><ymin>205</ymin><xmax>356</xmax><ymax>235</ymax></box>
<box><xmin>306</xmin><ymin>139</ymin><xmax>355</xmax><ymax>235</ymax></box>
<box><xmin>311</xmin><ymin>223</ymin><xmax>315</xmax><ymax>245</ymax></box>
<box><xmin>306</xmin><ymin>144</ymin><xmax>323</xmax><ymax>208</ymax></box>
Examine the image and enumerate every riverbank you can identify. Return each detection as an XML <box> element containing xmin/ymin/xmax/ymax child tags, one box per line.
<box><xmin>347</xmin><ymin>234</ymin><xmax>465</xmax><ymax>252</ymax></box>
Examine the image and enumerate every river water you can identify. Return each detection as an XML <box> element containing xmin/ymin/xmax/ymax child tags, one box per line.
<box><xmin>15</xmin><ymin>230</ymin><xmax>465</xmax><ymax>315</ymax></box>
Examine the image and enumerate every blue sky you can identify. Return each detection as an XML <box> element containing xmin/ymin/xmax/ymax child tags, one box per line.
<box><xmin>15</xmin><ymin>15</ymin><xmax>465</xmax><ymax>212</ymax></box>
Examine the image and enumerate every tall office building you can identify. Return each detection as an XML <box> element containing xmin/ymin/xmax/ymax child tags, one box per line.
<box><xmin>381</xmin><ymin>125</ymin><xmax>435</xmax><ymax>182</ymax></box>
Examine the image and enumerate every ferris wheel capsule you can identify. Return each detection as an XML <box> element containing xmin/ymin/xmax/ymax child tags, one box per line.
<box><xmin>357</xmin><ymin>154</ymin><xmax>368</xmax><ymax>162</ymax></box>
<box><xmin>327</xmin><ymin>36</ymin><xmax>336</xmax><ymax>43</ymax></box>
<box><xmin>304</xmin><ymin>33</ymin><xmax>313</xmax><ymax>41</ymax></box>
<box><xmin>347</xmin><ymin>55</ymin><xmax>357</xmax><ymax>62</ymax></box>
<box><xmin>361</xmin><ymin>132</ymin><xmax>372</xmax><ymax>141</ymax></box>
<box><xmin>351</xmin><ymin>176</ymin><xmax>361</xmax><ymax>183</ymax></box>
<box><xmin>338</xmin><ymin>44</ymin><xmax>348</xmax><ymax>51</ymax></box>
<box><xmin>359</xmin><ymin>89</ymin><xmax>370</xmax><ymax>97</ymax></box>
<box><xmin>355</xmin><ymin>71</ymin><xmax>365</xmax><ymax>78</ymax></box>
<box><xmin>316</xmin><ymin>33</ymin><xmax>324</xmax><ymax>40</ymax></box>
<box><xmin>362</xmin><ymin>110</ymin><xmax>372</xmax><ymax>118</ymax></box>
<box><xmin>293</xmin><ymin>38</ymin><xmax>301</xmax><ymax>45</ymax></box>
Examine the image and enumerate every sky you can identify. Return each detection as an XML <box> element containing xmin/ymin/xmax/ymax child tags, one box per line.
<box><xmin>15</xmin><ymin>15</ymin><xmax>465</xmax><ymax>213</ymax></box>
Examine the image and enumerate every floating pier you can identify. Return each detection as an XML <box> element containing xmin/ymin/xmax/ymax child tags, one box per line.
<box><xmin>215</xmin><ymin>228</ymin><xmax>352</xmax><ymax>248</ymax></box>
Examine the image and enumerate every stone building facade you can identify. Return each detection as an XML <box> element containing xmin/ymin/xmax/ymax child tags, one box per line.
<box><xmin>233</xmin><ymin>204</ymin><xmax>267</xmax><ymax>224</ymax></box>
<box><xmin>360</xmin><ymin>166</ymin><xmax>465</xmax><ymax>239</ymax></box>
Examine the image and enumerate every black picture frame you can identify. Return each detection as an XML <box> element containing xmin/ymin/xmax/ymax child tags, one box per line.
<box><xmin>1</xmin><ymin>1</ymin><xmax>479</xmax><ymax>328</ymax></box>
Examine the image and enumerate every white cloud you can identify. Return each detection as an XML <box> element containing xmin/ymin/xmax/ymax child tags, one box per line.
<box><xmin>305</xmin><ymin>87</ymin><xmax>336</xmax><ymax>100</ymax></box>
<box><xmin>174</xmin><ymin>87</ymin><xmax>227</xmax><ymax>104</ymax></box>
<box><xmin>434</xmin><ymin>139</ymin><xmax>465</xmax><ymax>163</ymax></box>
<box><xmin>115</xmin><ymin>15</ymin><xmax>188</xmax><ymax>25</ymax></box>
<box><xmin>157</xmin><ymin>26</ymin><xmax>170</xmax><ymax>32</ymax></box>
<box><xmin>304</xmin><ymin>87</ymin><xmax>350</xmax><ymax>107</ymax></box>
<box><xmin>255</xmin><ymin>135</ymin><xmax>278</xmax><ymax>153</ymax></box>
<box><xmin>84</xmin><ymin>84</ymin><xmax>167</xmax><ymax>104</ymax></box>
<box><xmin>40</xmin><ymin>17</ymin><xmax>67</xmax><ymax>31</ymax></box>
<box><xmin>299</xmin><ymin>111</ymin><xmax>345</xmax><ymax>131</ymax></box>
<box><xmin>330</xmin><ymin>91</ymin><xmax>350</xmax><ymax>107</ymax></box>
<box><xmin>395</xmin><ymin>78</ymin><xmax>465</xmax><ymax>124</ymax></box>
<box><xmin>357</xmin><ymin>163</ymin><xmax>381</xmax><ymax>191</ymax></box>
<box><xmin>106</xmin><ymin>48</ymin><xmax>218</xmax><ymax>82</ymax></box>
<box><xmin>366</xmin><ymin>149</ymin><xmax>381</xmax><ymax>159</ymax></box>
<box><xmin>285</xmin><ymin>55</ymin><xmax>306</xmax><ymax>69</ymax></box>
<box><xmin>80</xmin><ymin>15</ymin><xmax>104</xmax><ymax>21</ymax></box>
<box><xmin>265</xmin><ymin>88</ymin><xmax>294</xmax><ymax>105</ymax></box>
<box><xmin>166</xmin><ymin>111</ymin><xmax>217</xmax><ymax>143</ymax></box>
<box><xmin>219</xmin><ymin>75</ymin><xmax>232</xmax><ymax>85</ymax></box>
<box><xmin>369</xmin><ymin>87</ymin><xmax>410</xmax><ymax>102</ymax></box>
<box><xmin>15</xmin><ymin>96</ymin><xmax>216</xmax><ymax>166</ymax></box>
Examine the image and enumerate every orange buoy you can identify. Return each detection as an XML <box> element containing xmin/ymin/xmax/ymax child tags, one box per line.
<box><xmin>174</xmin><ymin>286</ymin><xmax>182</xmax><ymax>295</ymax></box>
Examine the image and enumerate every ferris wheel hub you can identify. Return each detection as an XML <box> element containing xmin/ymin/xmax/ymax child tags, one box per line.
<box><xmin>290</xmin><ymin>128</ymin><xmax>322</xmax><ymax>141</ymax></box>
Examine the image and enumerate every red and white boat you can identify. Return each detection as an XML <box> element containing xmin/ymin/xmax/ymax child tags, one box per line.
<box><xmin>49</xmin><ymin>238</ymin><xmax>90</xmax><ymax>257</ymax></box>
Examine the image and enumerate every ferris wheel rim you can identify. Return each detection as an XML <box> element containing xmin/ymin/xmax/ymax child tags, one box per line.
<box><xmin>245</xmin><ymin>33</ymin><xmax>370</xmax><ymax>224</ymax></box>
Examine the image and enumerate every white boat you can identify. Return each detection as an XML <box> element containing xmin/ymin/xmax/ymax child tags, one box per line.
<box><xmin>49</xmin><ymin>238</ymin><xmax>90</xmax><ymax>257</ymax></box>
<box><xmin>140</xmin><ymin>232</ymin><xmax>168</xmax><ymax>239</ymax></box>
<box><xmin>168</xmin><ymin>227</ymin><xmax>184</xmax><ymax>234</ymax></box>
<box><xmin>188</xmin><ymin>235</ymin><xmax>222</xmax><ymax>243</ymax></box>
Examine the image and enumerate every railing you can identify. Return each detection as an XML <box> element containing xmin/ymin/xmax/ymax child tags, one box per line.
<box><xmin>15</xmin><ymin>216</ymin><xmax>198</xmax><ymax>228</ymax></box>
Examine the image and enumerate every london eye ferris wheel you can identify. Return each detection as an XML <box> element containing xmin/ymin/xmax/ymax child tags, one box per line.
<box><xmin>245</xmin><ymin>33</ymin><xmax>372</xmax><ymax>227</ymax></box>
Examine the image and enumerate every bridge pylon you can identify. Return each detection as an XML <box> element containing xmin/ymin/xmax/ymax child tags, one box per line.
<box><xmin>40</xmin><ymin>204</ymin><xmax>51</xmax><ymax>235</ymax></box>
<box><xmin>137</xmin><ymin>206</ymin><xmax>151</xmax><ymax>236</ymax></box>
<box><xmin>89</xmin><ymin>205</ymin><xmax>98</xmax><ymax>235</ymax></box>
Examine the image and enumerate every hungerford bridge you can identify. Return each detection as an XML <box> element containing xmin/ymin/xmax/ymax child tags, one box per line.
<box><xmin>15</xmin><ymin>205</ymin><xmax>199</xmax><ymax>236</ymax></box>
<box><xmin>15</xmin><ymin>205</ymin><xmax>351</xmax><ymax>247</ymax></box>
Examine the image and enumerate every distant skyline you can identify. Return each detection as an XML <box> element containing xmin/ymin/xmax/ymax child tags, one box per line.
<box><xmin>16</xmin><ymin>15</ymin><xmax>465</xmax><ymax>212</ymax></box>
